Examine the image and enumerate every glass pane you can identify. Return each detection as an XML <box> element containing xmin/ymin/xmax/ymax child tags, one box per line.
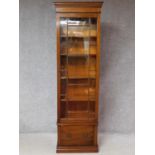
<box><xmin>65</xmin><ymin>57</ymin><xmax>96</xmax><ymax>79</ymax></box>
<box><xmin>60</xmin><ymin>18</ymin><xmax>67</xmax><ymax>55</ymax></box>
<box><xmin>90</xmin><ymin>38</ymin><xmax>97</xmax><ymax>55</ymax></box>
<box><xmin>68</xmin><ymin>57</ymin><xmax>89</xmax><ymax>78</ymax></box>
<box><xmin>68</xmin><ymin>102</ymin><xmax>88</xmax><ymax>111</ymax></box>
<box><xmin>60</xmin><ymin>18</ymin><xmax>67</xmax><ymax>37</ymax></box>
<box><xmin>90</xmin><ymin>18</ymin><xmax>97</xmax><ymax>56</ymax></box>
<box><xmin>67</xmin><ymin>38</ymin><xmax>89</xmax><ymax>56</ymax></box>
<box><xmin>60</xmin><ymin>38</ymin><xmax>67</xmax><ymax>55</ymax></box>
<box><xmin>68</xmin><ymin>18</ymin><xmax>89</xmax><ymax>26</ymax></box>
<box><xmin>90</xmin><ymin>18</ymin><xmax>97</xmax><ymax>37</ymax></box>
<box><xmin>59</xmin><ymin>17</ymin><xmax>97</xmax><ymax>119</ymax></box>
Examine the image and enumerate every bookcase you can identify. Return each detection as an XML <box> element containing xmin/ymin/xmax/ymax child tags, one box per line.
<box><xmin>54</xmin><ymin>1</ymin><xmax>103</xmax><ymax>153</ymax></box>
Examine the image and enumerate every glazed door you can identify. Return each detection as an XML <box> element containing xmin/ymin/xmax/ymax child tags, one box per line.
<box><xmin>59</xmin><ymin>17</ymin><xmax>98</xmax><ymax>120</ymax></box>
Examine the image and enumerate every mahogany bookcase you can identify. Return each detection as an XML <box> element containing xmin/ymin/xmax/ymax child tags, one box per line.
<box><xmin>54</xmin><ymin>0</ymin><xmax>103</xmax><ymax>153</ymax></box>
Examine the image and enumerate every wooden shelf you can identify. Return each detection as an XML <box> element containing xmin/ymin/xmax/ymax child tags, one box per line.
<box><xmin>61</xmin><ymin>97</ymin><xmax>95</xmax><ymax>102</ymax></box>
<box><xmin>68</xmin><ymin>83</ymin><xmax>89</xmax><ymax>86</ymax></box>
<box><xmin>61</xmin><ymin>35</ymin><xmax>97</xmax><ymax>38</ymax></box>
<box><xmin>60</xmin><ymin>53</ymin><xmax>96</xmax><ymax>57</ymax></box>
<box><xmin>60</xmin><ymin>71</ymin><xmax>96</xmax><ymax>79</ymax></box>
<box><xmin>60</xmin><ymin>112</ymin><xmax>96</xmax><ymax>121</ymax></box>
<box><xmin>60</xmin><ymin>95</ymin><xmax>95</xmax><ymax>101</ymax></box>
<box><xmin>61</xmin><ymin>76</ymin><xmax>96</xmax><ymax>79</ymax></box>
<box><xmin>60</xmin><ymin>85</ymin><xmax>96</xmax><ymax>102</ymax></box>
<box><xmin>60</xmin><ymin>69</ymin><xmax>96</xmax><ymax>71</ymax></box>
<box><xmin>67</xmin><ymin>24</ymin><xmax>90</xmax><ymax>26</ymax></box>
<box><xmin>67</xmin><ymin>111</ymin><xmax>95</xmax><ymax>118</ymax></box>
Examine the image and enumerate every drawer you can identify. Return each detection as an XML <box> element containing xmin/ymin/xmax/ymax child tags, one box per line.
<box><xmin>59</xmin><ymin>125</ymin><xmax>95</xmax><ymax>146</ymax></box>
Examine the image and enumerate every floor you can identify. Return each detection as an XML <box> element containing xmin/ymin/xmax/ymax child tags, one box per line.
<box><xmin>19</xmin><ymin>133</ymin><xmax>135</xmax><ymax>155</ymax></box>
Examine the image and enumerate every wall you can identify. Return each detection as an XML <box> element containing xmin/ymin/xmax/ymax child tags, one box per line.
<box><xmin>20</xmin><ymin>0</ymin><xmax>135</xmax><ymax>133</ymax></box>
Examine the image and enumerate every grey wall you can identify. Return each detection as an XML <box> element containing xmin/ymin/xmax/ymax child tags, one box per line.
<box><xmin>20</xmin><ymin>0</ymin><xmax>135</xmax><ymax>133</ymax></box>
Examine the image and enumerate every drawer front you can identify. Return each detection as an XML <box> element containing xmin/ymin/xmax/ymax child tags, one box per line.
<box><xmin>59</xmin><ymin>125</ymin><xmax>95</xmax><ymax>146</ymax></box>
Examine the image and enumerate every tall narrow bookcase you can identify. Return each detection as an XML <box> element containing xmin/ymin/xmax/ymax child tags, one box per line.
<box><xmin>54</xmin><ymin>1</ymin><xmax>103</xmax><ymax>153</ymax></box>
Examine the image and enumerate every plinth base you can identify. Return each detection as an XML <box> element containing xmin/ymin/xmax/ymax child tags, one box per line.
<box><xmin>56</xmin><ymin>145</ymin><xmax>98</xmax><ymax>153</ymax></box>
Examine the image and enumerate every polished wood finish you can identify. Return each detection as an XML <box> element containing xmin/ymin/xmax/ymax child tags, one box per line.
<box><xmin>54</xmin><ymin>1</ymin><xmax>103</xmax><ymax>153</ymax></box>
<box><xmin>54</xmin><ymin>0</ymin><xmax>103</xmax><ymax>13</ymax></box>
